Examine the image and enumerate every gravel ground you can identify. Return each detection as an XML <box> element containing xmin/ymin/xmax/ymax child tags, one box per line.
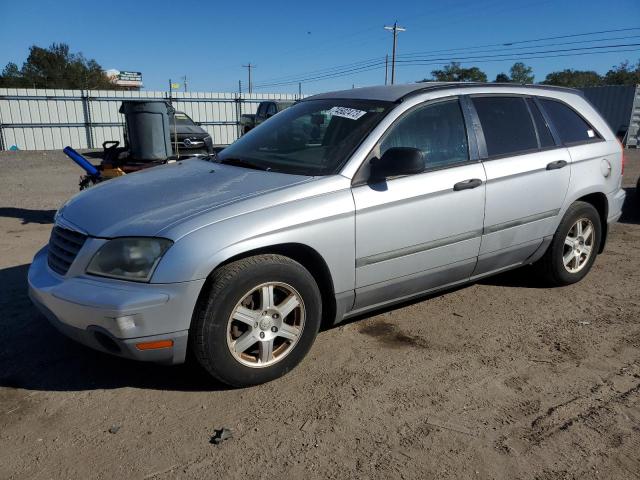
<box><xmin>0</xmin><ymin>149</ymin><xmax>639</xmax><ymax>480</ymax></box>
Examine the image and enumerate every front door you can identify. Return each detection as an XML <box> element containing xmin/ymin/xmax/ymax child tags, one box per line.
<box><xmin>352</xmin><ymin>98</ymin><xmax>486</xmax><ymax>310</ymax></box>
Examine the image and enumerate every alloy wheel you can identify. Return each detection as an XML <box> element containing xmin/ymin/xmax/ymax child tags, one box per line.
<box><xmin>226</xmin><ymin>282</ymin><xmax>305</xmax><ymax>368</ymax></box>
<box><xmin>562</xmin><ymin>218</ymin><xmax>594</xmax><ymax>274</ymax></box>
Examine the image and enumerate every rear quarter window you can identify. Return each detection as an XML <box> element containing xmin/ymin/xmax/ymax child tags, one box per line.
<box><xmin>526</xmin><ymin>99</ymin><xmax>555</xmax><ymax>148</ymax></box>
<box><xmin>472</xmin><ymin>96</ymin><xmax>538</xmax><ymax>157</ymax></box>
<box><xmin>538</xmin><ymin>98</ymin><xmax>600</xmax><ymax>144</ymax></box>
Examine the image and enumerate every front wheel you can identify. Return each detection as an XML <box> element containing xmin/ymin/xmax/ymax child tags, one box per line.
<box><xmin>536</xmin><ymin>201</ymin><xmax>601</xmax><ymax>286</ymax></box>
<box><xmin>191</xmin><ymin>254</ymin><xmax>322</xmax><ymax>387</ymax></box>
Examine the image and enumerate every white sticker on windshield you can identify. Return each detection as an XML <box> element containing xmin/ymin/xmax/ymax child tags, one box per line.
<box><xmin>328</xmin><ymin>106</ymin><xmax>367</xmax><ymax>120</ymax></box>
<box><xmin>587</xmin><ymin>129</ymin><xmax>595</xmax><ymax>138</ymax></box>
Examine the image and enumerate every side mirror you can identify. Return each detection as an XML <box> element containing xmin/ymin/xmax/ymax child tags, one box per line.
<box><xmin>370</xmin><ymin>147</ymin><xmax>425</xmax><ymax>181</ymax></box>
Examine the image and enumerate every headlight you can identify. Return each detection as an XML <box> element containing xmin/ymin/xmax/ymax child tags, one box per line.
<box><xmin>86</xmin><ymin>238</ymin><xmax>173</xmax><ymax>282</ymax></box>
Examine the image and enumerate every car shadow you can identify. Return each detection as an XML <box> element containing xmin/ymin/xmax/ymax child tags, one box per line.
<box><xmin>476</xmin><ymin>265</ymin><xmax>547</xmax><ymax>289</ymax></box>
<box><xmin>619</xmin><ymin>186</ymin><xmax>639</xmax><ymax>225</ymax></box>
<box><xmin>0</xmin><ymin>207</ymin><xmax>56</xmax><ymax>224</ymax></box>
<box><xmin>0</xmin><ymin>264</ymin><xmax>228</xmax><ymax>393</ymax></box>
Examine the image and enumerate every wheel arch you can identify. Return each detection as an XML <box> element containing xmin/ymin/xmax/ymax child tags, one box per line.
<box><xmin>200</xmin><ymin>243</ymin><xmax>337</xmax><ymax>329</ymax></box>
<box><xmin>575</xmin><ymin>192</ymin><xmax>608</xmax><ymax>253</ymax></box>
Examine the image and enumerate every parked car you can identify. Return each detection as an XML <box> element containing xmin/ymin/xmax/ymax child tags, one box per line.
<box><xmin>168</xmin><ymin>111</ymin><xmax>214</xmax><ymax>156</ymax></box>
<box><xmin>29</xmin><ymin>83</ymin><xmax>625</xmax><ymax>387</ymax></box>
<box><xmin>240</xmin><ymin>100</ymin><xmax>295</xmax><ymax>135</ymax></box>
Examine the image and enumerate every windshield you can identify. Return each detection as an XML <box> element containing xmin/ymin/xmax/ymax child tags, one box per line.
<box><xmin>172</xmin><ymin>112</ymin><xmax>196</xmax><ymax>126</ymax></box>
<box><xmin>218</xmin><ymin>99</ymin><xmax>393</xmax><ymax>175</ymax></box>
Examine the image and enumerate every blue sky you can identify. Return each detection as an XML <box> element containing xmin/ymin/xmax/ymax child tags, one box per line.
<box><xmin>1</xmin><ymin>0</ymin><xmax>639</xmax><ymax>94</ymax></box>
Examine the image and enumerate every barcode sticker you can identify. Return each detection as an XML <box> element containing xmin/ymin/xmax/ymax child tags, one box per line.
<box><xmin>328</xmin><ymin>106</ymin><xmax>367</xmax><ymax>120</ymax></box>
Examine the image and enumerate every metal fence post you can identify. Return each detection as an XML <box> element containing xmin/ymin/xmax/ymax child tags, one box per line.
<box><xmin>81</xmin><ymin>90</ymin><xmax>94</xmax><ymax>149</ymax></box>
<box><xmin>0</xmin><ymin>121</ymin><xmax>5</xmax><ymax>151</ymax></box>
<box><xmin>235</xmin><ymin>94</ymin><xmax>243</xmax><ymax>140</ymax></box>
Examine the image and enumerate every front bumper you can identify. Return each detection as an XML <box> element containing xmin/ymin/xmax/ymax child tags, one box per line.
<box><xmin>28</xmin><ymin>246</ymin><xmax>205</xmax><ymax>364</ymax></box>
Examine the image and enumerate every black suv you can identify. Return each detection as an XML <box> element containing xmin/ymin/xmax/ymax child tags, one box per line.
<box><xmin>169</xmin><ymin>112</ymin><xmax>214</xmax><ymax>156</ymax></box>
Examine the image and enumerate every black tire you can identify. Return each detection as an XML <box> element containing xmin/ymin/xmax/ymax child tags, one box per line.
<box><xmin>536</xmin><ymin>201</ymin><xmax>601</xmax><ymax>286</ymax></box>
<box><xmin>191</xmin><ymin>254</ymin><xmax>322</xmax><ymax>387</ymax></box>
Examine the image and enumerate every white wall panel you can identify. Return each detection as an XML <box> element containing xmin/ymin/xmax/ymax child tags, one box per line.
<box><xmin>0</xmin><ymin>88</ymin><xmax>303</xmax><ymax>150</ymax></box>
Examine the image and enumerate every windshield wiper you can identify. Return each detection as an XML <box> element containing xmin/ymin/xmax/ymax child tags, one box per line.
<box><xmin>217</xmin><ymin>157</ymin><xmax>270</xmax><ymax>171</ymax></box>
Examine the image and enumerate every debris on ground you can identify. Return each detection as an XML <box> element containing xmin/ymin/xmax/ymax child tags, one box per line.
<box><xmin>108</xmin><ymin>425</ymin><xmax>121</xmax><ymax>434</ymax></box>
<box><xmin>210</xmin><ymin>428</ymin><xmax>233</xmax><ymax>445</ymax></box>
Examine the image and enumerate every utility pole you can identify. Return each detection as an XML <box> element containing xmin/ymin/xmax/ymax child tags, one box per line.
<box><xmin>168</xmin><ymin>78</ymin><xmax>172</xmax><ymax>101</ymax></box>
<box><xmin>242</xmin><ymin>63</ymin><xmax>255</xmax><ymax>94</ymax></box>
<box><xmin>384</xmin><ymin>54</ymin><xmax>389</xmax><ymax>85</ymax></box>
<box><xmin>384</xmin><ymin>21</ymin><xmax>406</xmax><ymax>85</ymax></box>
<box><xmin>238</xmin><ymin>80</ymin><xmax>242</xmax><ymax>95</ymax></box>
<box><xmin>182</xmin><ymin>75</ymin><xmax>188</xmax><ymax>92</ymax></box>
<box><xmin>298</xmin><ymin>82</ymin><xmax>302</xmax><ymax>98</ymax></box>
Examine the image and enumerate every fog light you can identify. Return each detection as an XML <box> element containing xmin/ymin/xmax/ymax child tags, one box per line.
<box><xmin>116</xmin><ymin>315</ymin><xmax>137</xmax><ymax>331</ymax></box>
<box><xmin>135</xmin><ymin>340</ymin><xmax>174</xmax><ymax>350</ymax></box>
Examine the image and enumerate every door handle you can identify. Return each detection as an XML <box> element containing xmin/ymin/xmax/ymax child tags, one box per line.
<box><xmin>546</xmin><ymin>160</ymin><xmax>568</xmax><ymax>170</ymax></box>
<box><xmin>453</xmin><ymin>178</ymin><xmax>483</xmax><ymax>191</ymax></box>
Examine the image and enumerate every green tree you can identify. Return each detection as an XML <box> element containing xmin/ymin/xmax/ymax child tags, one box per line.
<box><xmin>494</xmin><ymin>72</ymin><xmax>510</xmax><ymax>83</ymax></box>
<box><xmin>0</xmin><ymin>43</ymin><xmax>119</xmax><ymax>89</ymax></box>
<box><xmin>0</xmin><ymin>62</ymin><xmax>23</xmax><ymax>87</ymax></box>
<box><xmin>509</xmin><ymin>62</ymin><xmax>534</xmax><ymax>84</ymax></box>
<box><xmin>542</xmin><ymin>69</ymin><xmax>602</xmax><ymax>88</ymax></box>
<box><xmin>425</xmin><ymin>62</ymin><xmax>488</xmax><ymax>82</ymax></box>
<box><xmin>603</xmin><ymin>60</ymin><xmax>640</xmax><ymax>85</ymax></box>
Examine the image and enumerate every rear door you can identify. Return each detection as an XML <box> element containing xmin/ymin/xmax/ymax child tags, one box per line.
<box><xmin>470</xmin><ymin>95</ymin><xmax>571</xmax><ymax>276</ymax></box>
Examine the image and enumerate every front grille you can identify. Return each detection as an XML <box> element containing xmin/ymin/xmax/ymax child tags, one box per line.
<box><xmin>47</xmin><ymin>226</ymin><xmax>87</xmax><ymax>276</ymax></box>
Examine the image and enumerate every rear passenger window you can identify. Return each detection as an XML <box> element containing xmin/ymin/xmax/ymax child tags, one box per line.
<box><xmin>472</xmin><ymin>96</ymin><xmax>538</xmax><ymax>157</ymax></box>
<box><xmin>526</xmin><ymin>99</ymin><xmax>555</xmax><ymax>148</ymax></box>
<box><xmin>538</xmin><ymin>98</ymin><xmax>598</xmax><ymax>144</ymax></box>
<box><xmin>380</xmin><ymin>99</ymin><xmax>469</xmax><ymax>169</ymax></box>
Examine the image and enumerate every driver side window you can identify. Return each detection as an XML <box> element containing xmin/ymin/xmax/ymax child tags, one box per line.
<box><xmin>380</xmin><ymin>99</ymin><xmax>469</xmax><ymax>169</ymax></box>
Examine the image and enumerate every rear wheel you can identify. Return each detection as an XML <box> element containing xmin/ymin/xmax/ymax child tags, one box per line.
<box><xmin>191</xmin><ymin>254</ymin><xmax>322</xmax><ymax>387</ymax></box>
<box><xmin>536</xmin><ymin>201</ymin><xmax>601</xmax><ymax>286</ymax></box>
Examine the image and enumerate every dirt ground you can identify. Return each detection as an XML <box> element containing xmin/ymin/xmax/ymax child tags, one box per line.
<box><xmin>1</xmin><ymin>149</ymin><xmax>639</xmax><ymax>480</ymax></box>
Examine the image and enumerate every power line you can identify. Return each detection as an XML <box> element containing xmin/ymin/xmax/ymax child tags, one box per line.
<box><xmin>254</xmin><ymin>61</ymin><xmax>386</xmax><ymax>89</ymax></box>
<box><xmin>397</xmin><ymin>34</ymin><xmax>640</xmax><ymax>59</ymax></box>
<box><xmin>254</xmin><ymin>56</ymin><xmax>384</xmax><ymax>86</ymax></box>
<box><xmin>395</xmin><ymin>42</ymin><xmax>640</xmax><ymax>65</ymax></box>
<box><xmin>397</xmin><ymin>47</ymin><xmax>640</xmax><ymax>70</ymax></box>
<box><xmin>257</xmin><ymin>28</ymin><xmax>640</xmax><ymax>87</ymax></box>
<box><xmin>397</xmin><ymin>26</ymin><xmax>640</xmax><ymax>58</ymax></box>
<box><xmin>253</xmin><ymin>28</ymin><xmax>640</xmax><ymax>90</ymax></box>
<box><xmin>254</xmin><ymin>44</ymin><xmax>638</xmax><ymax>90</ymax></box>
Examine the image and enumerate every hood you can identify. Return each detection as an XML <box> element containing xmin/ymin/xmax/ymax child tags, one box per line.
<box><xmin>171</xmin><ymin>124</ymin><xmax>207</xmax><ymax>136</ymax></box>
<box><xmin>59</xmin><ymin>159</ymin><xmax>311</xmax><ymax>238</ymax></box>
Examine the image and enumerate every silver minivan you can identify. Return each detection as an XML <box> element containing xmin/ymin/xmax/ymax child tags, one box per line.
<box><xmin>28</xmin><ymin>83</ymin><xmax>626</xmax><ymax>386</ymax></box>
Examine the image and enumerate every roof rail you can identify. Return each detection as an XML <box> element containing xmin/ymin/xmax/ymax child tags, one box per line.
<box><xmin>399</xmin><ymin>82</ymin><xmax>582</xmax><ymax>102</ymax></box>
